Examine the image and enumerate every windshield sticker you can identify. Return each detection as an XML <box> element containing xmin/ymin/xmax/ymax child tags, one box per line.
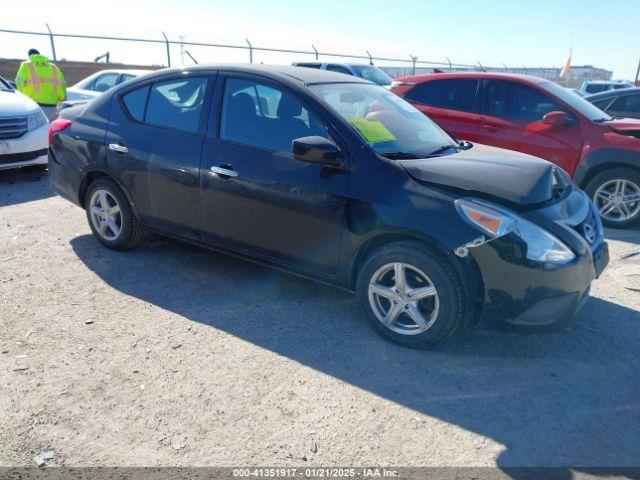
<box><xmin>349</xmin><ymin>118</ymin><xmax>396</xmax><ymax>143</ymax></box>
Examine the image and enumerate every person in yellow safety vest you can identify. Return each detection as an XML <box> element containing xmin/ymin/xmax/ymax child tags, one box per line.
<box><xmin>15</xmin><ymin>49</ymin><xmax>66</xmax><ymax>121</ymax></box>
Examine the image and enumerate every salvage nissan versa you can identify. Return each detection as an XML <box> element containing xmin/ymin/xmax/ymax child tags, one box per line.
<box><xmin>49</xmin><ymin>65</ymin><xmax>608</xmax><ymax>346</ymax></box>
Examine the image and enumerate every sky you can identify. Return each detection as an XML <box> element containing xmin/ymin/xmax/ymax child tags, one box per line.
<box><xmin>1</xmin><ymin>0</ymin><xmax>639</xmax><ymax>80</ymax></box>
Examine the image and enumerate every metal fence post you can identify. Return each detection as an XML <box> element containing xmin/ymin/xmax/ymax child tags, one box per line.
<box><xmin>502</xmin><ymin>63</ymin><xmax>508</xmax><ymax>73</ymax></box>
<box><xmin>446</xmin><ymin>57</ymin><xmax>452</xmax><ymax>70</ymax></box>
<box><xmin>246</xmin><ymin>38</ymin><xmax>253</xmax><ymax>63</ymax></box>
<box><xmin>477</xmin><ymin>61</ymin><xmax>484</xmax><ymax>72</ymax></box>
<box><xmin>45</xmin><ymin>23</ymin><xmax>57</xmax><ymax>61</ymax></box>
<box><xmin>410</xmin><ymin>55</ymin><xmax>417</xmax><ymax>75</ymax></box>
<box><xmin>365</xmin><ymin>50</ymin><xmax>373</xmax><ymax>66</ymax></box>
<box><xmin>162</xmin><ymin>32</ymin><xmax>171</xmax><ymax>67</ymax></box>
<box><xmin>312</xmin><ymin>44</ymin><xmax>318</xmax><ymax>60</ymax></box>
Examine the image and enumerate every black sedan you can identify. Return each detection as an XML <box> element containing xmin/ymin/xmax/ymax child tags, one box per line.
<box><xmin>48</xmin><ymin>65</ymin><xmax>608</xmax><ymax>347</ymax></box>
<box><xmin>586</xmin><ymin>87</ymin><xmax>640</xmax><ymax>119</ymax></box>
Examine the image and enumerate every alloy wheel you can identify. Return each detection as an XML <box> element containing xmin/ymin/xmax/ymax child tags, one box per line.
<box><xmin>89</xmin><ymin>189</ymin><xmax>122</xmax><ymax>241</ymax></box>
<box><xmin>368</xmin><ymin>262</ymin><xmax>439</xmax><ymax>335</ymax></box>
<box><xmin>593</xmin><ymin>179</ymin><xmax>640</xmax><ymax>224</ymax></box>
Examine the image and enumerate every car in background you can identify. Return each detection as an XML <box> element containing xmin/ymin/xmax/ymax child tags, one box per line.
<box><xmin>48</xmin><ymin>65</ymin><xmax>608</xmax><ymax>346</ymax></box>
<box><xmin>292</xmin><ymin>62</ymin><xmax>393</xmax><ymax>86</ymax></box>
<box><xmin>0</xmin><ymin>75</ymin><xmax>49</xmax><ymax>171</ymax></box>
<box><xmin>391</xmin><ymin>72</ymin><xmax>640</xmax><ymax>227</ymax></box>
<box><xmin>66</xmin><ymin>69</ymin><xmax>150</xmax><ymax>101</ymax></box>
<box><xmin>585</xmin><ymin>87</ymin><xmax>640</xmax><ymax>120</ymax></box>
<box><xmin>578</xmin><ymin>80</ymin><xmax>634</xmax><ymax>96</ymax></box>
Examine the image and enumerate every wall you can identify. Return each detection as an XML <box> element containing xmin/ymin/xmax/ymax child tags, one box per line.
<box><xmin>0</xmin><ymin>58</ymin><xmax>158</xmax><ymax>86</ymax></box>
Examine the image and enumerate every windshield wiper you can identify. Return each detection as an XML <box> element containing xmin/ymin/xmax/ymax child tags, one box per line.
<box><xmin>425</xmin><ymin>144</ymin><xmax>459</xmax><ymax>157</ymax></box>
<box><xmin>381</xmin><ymin>152</ymin><xmax>424</xmax><ymax>160</ymax></box>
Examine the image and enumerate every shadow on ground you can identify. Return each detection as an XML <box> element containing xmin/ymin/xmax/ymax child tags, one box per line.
<box><xmin>0</xmin><ymin>168</ymin><xmax>52</xmax><ymax>207</ymax></box>
<box><xmin>70</xmin><ymin>234</ymin><xmax>640</xmax><ymax>475</ymax></box>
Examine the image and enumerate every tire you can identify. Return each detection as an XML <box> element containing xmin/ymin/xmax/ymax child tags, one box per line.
<box><xmin>85</xmin><ymin>177</ymin><xmax>146</xmax><ymax>250</ymax></box>
<box><xmin>585</xmin><ymin>167</ymin><xmax>640</xmax><ymax>228</ymax></box>
<box><xmin>356</xmin><ymin>241</ymin><xmax>465</xmax><ymax>347</ymax></box>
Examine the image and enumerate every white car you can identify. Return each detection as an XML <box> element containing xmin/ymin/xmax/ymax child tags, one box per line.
<box><xmin>66</xmin><ymin>69</ymin><xmax>150</xmax><ymax>101</ymax></box>
<box><xmin>0</xmin><ymin>76</ymin><xmax>49</xmax><ymax>171</ymax></box>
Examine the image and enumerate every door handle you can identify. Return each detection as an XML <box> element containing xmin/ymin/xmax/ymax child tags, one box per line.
<box><xmin>481</xmin><ymin>123</ymin><xmax>499</xmax><ymax>132</ymax></box>
<box><xmin>210</xmin><ymin>165</ymin><xmax>238</xmax><ymax>178</ymax></box>
<box><xmin>108</xmin><ymin>143</ymin><xmax>129</xmax><ymax>154</ymax></box>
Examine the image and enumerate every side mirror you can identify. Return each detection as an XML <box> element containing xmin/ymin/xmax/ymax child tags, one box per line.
<box><xmin>542</xmin><ymin>111</ymin><xmax>575</xmax><ymax>127</ymax></box>
<box><xmin>292</xmin><ymin>136</ymin><xmax>342</xmax><ymax>167</ymax></box>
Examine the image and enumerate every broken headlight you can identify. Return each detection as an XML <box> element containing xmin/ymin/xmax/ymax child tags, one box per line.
<box><xmin>455</xmin><ymin>199</ymin><xmax>575</xmax><ymax>264</ymax></box>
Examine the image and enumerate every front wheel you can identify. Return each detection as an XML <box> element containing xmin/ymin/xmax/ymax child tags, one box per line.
<box><xmin>585</xmin><ymin>167</ymin><xmax>640</xmax><ymax>228</ymax></box>
<box><xmin>356</xmin><ymin>242</ymin><xmax>466</xmax><ymax>347</ymax></box>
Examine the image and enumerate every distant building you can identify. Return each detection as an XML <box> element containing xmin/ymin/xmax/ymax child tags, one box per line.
<box><xmin>380</xmin><ymin>64</ymin><xmax>613</xmax><ymax>89</ymax></box>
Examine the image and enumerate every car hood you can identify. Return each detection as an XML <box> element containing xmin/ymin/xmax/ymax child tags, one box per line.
<box><xmin>398</xmin><ymin>143</ymin><xmax>570</xmax><ymax>207</ymax></box>
<box><xmin>0</xmin><ymin>90</ymin><xmax>40</xmax><ymax>115</ymax></box>
<box><xmin>602</xmin><ymin>117</ymin><xmax>640</xmax><ymax>136</ymax></box>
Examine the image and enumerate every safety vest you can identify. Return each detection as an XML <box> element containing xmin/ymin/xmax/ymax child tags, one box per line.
<box><xmin>15</xmin><ymin>54</ymin><xmax>66</xmax><ymax>106</ymax></box>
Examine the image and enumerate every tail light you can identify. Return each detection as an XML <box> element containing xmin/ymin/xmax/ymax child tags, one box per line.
<box><xmin>49</xmin><ymin>118</ymin><xmax>71</xmax><ymax>145</ymax></box>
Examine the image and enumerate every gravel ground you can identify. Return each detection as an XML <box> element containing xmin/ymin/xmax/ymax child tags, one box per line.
<box><xmin>1</xmin><ymin>169</ymin><xmax>639</xmax><ymax>469</ymax></box>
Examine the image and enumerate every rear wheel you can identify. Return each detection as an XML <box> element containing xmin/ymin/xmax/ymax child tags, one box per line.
<box><xmin>85</xmin><ymin>178</ymin><xmax>146</xmax><ymax>250</ymax></box>
<box><xmin>356</xmin><ymin>242</ymin><xmax>465</xmax><ymax>347</ymax></box>
<box><xmin>585</xmin><ymin>168</ymin><xmax>640</xmax><ymax>228</ymax></box>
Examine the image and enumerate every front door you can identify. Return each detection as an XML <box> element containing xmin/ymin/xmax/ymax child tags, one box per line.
<box><xmin>477</xmin><ymin>79</ymin><xmax>583</xmax><ymax>173</ymax></box>
<box><xmin>199</xmin><ymin>75</ymin><xmax>349</xmax><ymax>276</ymax></box>
<box><xmin>106</xmin><ymin>74</ymin><xmax>212</xmax><ymax>236</ymax></box>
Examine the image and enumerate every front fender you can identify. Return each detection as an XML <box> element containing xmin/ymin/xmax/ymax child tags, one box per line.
<box><xmin>574</xmin><ymin>146</ymin><xmax>640</xmax><ymax>187</ymax></box>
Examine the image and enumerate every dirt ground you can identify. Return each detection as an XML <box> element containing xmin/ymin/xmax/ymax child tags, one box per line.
<box><xmin>1</xmin><ymin>169</ymin><xmax>639</xmax><ymax>468</ymax></box>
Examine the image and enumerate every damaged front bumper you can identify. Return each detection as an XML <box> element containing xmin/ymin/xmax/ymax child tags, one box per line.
<box><xmin>467</xmin><ymin>234</ymin><xmax>608</xmax><ymax>332</ymax></box>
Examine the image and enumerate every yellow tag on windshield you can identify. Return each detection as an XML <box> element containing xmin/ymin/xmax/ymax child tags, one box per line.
<box><xmin>349</xmin><ymin>118</ymin><xmax>396</xmax><ymax>143</ymax></box>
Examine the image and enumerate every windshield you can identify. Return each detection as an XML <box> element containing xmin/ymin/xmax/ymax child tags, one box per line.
<box><xmin>351</xmin><ymin>66</ymin><xmax>393</xmax><ymax>86</ymax></box>
<box><xmin>0</xmin><ymin>76</ymin><xmax>13</xmax><ymax>91</ymax></box>
<box><xmin>540</xmin><ymin>81</ymin><xmax>612</xmax><ymax>122</ymax></box>
<box><xmin>310</xmin><ymin>83</ymin><xmax>458</xmax><ymax>157</ymax></box>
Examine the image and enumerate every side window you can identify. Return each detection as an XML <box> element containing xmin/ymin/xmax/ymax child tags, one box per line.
<box><xmin>592</xmin><ymin>98</ymin><xmax>613</xmax><ymax>111</ymax></box>
<box><xmin>145</xmin><ymin>77</ymin><xmax>208</xmax><ymax>134</ymax></box>
<box><xmin>220</xmin><ymin>77</ymin><xmax>329</xmax><ymax>153</ymax></box>
<box><xmin>485</xmin><ymin>80</ymin><xmax>564</xmax><ymax>122</ymax></box>
<box><xmin>610</xmin><ymin>95</ymin><xmax>640</xmax><ymax>114</ymax></box>
<box><xmin>585</xmin><ymin>84</ymin><xmax>607</xmax><ymax>94</ymax></box>
<box><xmin>404</xmin><ymin>83</ymin><xmax>429</xmax><ymax>103</ymax></box>
<box><xmin>119</xmin><ymin>74</ymin><xmax>136</xmax><ymax>84</ymax></box>
<box><xmin>418</xmin><ymin>79</ymin><xmax>478</xmax><ymax>112</ymax></box>
<box><xmin>121</xmin><ymin>86</ymin><xmax>150</xmax><ymax>122</ymax></box>
<box><xmin>326</xmin><ymin>65</ymin><xmax>353</xmax><ymax>76</ymax></box>
<box><xmin>91</xmin><ymin>73</ymin><xmax>120</xmax><ymax>93</ymax></box>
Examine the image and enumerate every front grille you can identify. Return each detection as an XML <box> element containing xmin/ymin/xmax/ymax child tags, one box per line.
<box><xmin>0</xmin><ymin>115</ymin><xmax>28</xmax><ymax>139</ymax></box>
<box><xmin>571</xmin><ymin>205</ymin><xmax>601</xmax><ymax>248</ymax></box>
<box><xmin>0</xmin><ymin>149</ymin><xmax>48</xmax><ymax>165</ymax></box>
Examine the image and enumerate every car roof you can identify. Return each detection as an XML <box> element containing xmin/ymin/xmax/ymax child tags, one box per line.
<box><xmin>395</xmin><ymin>71</ymin><xmax>551</xmax><ymax>84</ymax></box>
<box><xmin>138</xmin><ymin>64</ymin><xmax>372</xmax><ymax>86</ymax></box>
<box><xmin>294</xmin><ymin>62</ymin><xmax>375</xmax><ymax>67</ymax></box>
<box><xmin>583</xmin><ymin>80</ymin><xmax>631</xmax><ymax>85</ymax></box>
<box><xmin>585</xmin><ymin>87</ymin><xmax>640</xmax><ymax>100</ymax></box>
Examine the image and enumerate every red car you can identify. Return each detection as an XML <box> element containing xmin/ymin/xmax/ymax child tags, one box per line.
<box><xmin>391</xmin><ymin>72</ymin><xmax>640</xmax><ymax>227</ymax></box>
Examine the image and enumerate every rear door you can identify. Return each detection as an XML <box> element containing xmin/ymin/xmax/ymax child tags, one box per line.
<box><xmin>105</xmin><ymin>73</ymin><xmax>214</xmax><ymax>237</ymax></box>
<box><xmin>199</xmin><ymin>74</ymin><xmax>349</xmax><ymax>276</ymax></box>
<box><xmin>477</xmin><ymin>79</ymin><xmax>582</xmax><ymax>172</ymax></box>
<box><xmin>404</xmin><ymin>78</ymin><xmax>480</xmax><ymax>142</ymax></box>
